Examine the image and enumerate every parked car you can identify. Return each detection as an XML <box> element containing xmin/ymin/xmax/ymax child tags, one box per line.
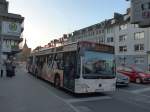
<box><xmin>117</xmin><ymin>66</ymin><xmax>150</xmax><ymax>84</ymax></box>
<box><xmin>116</xmin><ymin>72</ymin><xmax>129</xmax><ymax>86</ymax></box>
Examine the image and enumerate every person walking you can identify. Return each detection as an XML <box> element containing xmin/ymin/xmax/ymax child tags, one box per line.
<box><xmin>5</xmin><ymin>59</ymin><xmax>12</xmax><ymax>77</ymax></box>
<box><xmin>0</xmin><ymin>59</ymin><xmax>5</xmax><ymax>77</ymax></box>
<box><xmin>0</xmin><ymin>68</ymin><xmax>3</xmax><ymax>77</ymax></box>
<box><xmin>11</xmin><ymin>61</ymin><xmax>16</xmax><ymax>77</ymax></box>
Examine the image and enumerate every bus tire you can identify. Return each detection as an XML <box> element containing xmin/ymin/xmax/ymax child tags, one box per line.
<box><xmin>54</xmin><ymin>75</ymin><xmax>60</xmax><ymax>88</ymax></box>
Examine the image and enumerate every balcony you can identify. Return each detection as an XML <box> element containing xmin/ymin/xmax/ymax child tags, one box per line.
<box><xmin>3</xmin><ymin>35</ymin><xmax>23</xmax><ymax>43</ymax></box>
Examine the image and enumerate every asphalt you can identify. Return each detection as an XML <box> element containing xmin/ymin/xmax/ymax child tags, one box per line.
<box><xmin>1</xmin><ymin>64</ymin><xmax>150</xmax><ymax>112</ymax></box>
<box><xmin>0</xmin><ymin>64</ymin><xmax>76</xmax><ymax>112</ymax></box>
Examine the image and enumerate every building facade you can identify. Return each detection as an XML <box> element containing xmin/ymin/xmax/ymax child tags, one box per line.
<box><xmin>0</xmin><ymin>0</ymin><xmax>24</xmax><ymax>61</ymax></box>
<box><xmin>105</xmin><ymin>11</ymin><xmax>150</xmax><ymax>71</ymax></box>
<box><xmin>67</xmin><ymin>21</ymin><xmax>105</xmax><ymax>44</ymax></box>
<box><xmin>66</xmin><ymin>9</ymin><xmax>150</xmax><ymax>70</ymax></box>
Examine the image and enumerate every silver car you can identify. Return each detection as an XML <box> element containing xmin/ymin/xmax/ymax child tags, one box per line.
<box><xmin>116</xmin><ymin>72</ymin><xmax>129</xmax><ymax>86</ymax></box>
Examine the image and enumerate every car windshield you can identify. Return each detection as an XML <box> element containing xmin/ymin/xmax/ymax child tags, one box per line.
<box><xmin>134</xmin><ymin>67</ymin><xmax>150</xmax><ymax>74</ymax></box>
<box><xmin>116</xmin><ymin>73</ymin><xmax>126</xmax><ymax>78</ymax></box>
<box><xmin>82</xmin><ymin>51</ymin><xmax>115</xmax><ymax>78</ymax></box>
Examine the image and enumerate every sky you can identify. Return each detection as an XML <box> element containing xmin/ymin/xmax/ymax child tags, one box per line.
<box><xmin>7</xmin><ymin>0</ymin><xmax>130</xmax><ymax>49</ymax></box>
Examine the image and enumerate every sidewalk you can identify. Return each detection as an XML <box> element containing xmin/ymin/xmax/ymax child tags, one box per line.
<box><xmin>0</xmin><ymin>64</ymin><xmax>75</xmax><ymax>112</ymax></box>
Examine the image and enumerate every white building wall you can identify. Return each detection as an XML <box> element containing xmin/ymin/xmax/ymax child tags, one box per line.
<box><xmin>109</xmin><ymin>22</ymin><xmax>150</xmax><ymax>70</ymax></box>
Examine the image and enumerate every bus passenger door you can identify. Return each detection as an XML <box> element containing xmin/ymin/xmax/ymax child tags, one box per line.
<box><xmin>63</xmin><ymin>52</ymin><xmax>76</xmax><ymax>91</ymax></box>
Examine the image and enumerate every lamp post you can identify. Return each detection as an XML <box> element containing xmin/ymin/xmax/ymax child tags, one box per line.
<box><xmin>0</xmin><ymin>32</ymin><xmax>2</xmax><ymax>72</ymax></box>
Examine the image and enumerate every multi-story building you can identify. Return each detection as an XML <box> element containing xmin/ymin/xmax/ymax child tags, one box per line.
<box><xmin>67</xmin><ymin>9</ymin><xmax>150</xmax><ymax>70</ymax></box>
<box><xmin>68</xmin><ymin>21</ymin><xmax>106</xmax><ymax>44</ymax></box>
<box><xmin>105</xmin><ymin>10</ymin><xmax>150</xmax><ymax>70</ymax></box>
<box><xmin>0</xmin><ymin>0</ymin><xmax>24</xmax><ymax>61</ymax></box>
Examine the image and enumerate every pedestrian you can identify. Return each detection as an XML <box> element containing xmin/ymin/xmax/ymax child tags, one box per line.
<box><xmin>1</xmin><ymin>69</ymin><xmax>3</xmax><ymax>77</ymax></box>
<box><xmin>5</xmin><ymin>60</ymin><xmax>12</xmax><ymax>77</ymax></box>
<box><xmin>0</xmin><ymin>59</ymin><xmax>5</xmax><ymax>77</ymax></box>
<box><xmin>11</xmin><ymin>61</ymin><xmax>16</xmax><ymax>77</ymax></box>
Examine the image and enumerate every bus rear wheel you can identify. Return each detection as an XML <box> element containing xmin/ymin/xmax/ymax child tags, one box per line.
<box><xmin>54</xmin><ymin>75</ymin><xmax>60</xmax><ymax>88</ymax></box>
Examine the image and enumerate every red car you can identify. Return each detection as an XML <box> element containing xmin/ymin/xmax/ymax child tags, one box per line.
<box><xmin>117</xmin><ymin>66</ymin><xmax>150</xmax><ymax>84</ymax></box>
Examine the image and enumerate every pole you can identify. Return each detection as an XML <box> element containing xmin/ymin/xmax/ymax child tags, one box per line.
<box><xmin>0</xmin><ymin>34</ymin><xmax>2</xmax><ymax>72</ymax></box>
<box><xmin>0</xmin><ymin>21</ymin><xmax>3</xmax><ymax>72</ymax></box>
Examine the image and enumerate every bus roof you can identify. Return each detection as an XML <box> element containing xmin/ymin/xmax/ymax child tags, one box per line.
<box><xmin>31</xmin><ymin>41</ymin><xmax>114</xmax><ymax>56</ymax></box>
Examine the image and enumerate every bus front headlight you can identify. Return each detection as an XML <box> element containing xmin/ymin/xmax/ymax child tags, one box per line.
<box><xmin>76</xmin><ymin>84</ymin><xmax>90</xmax><ymax>93</ymax></box>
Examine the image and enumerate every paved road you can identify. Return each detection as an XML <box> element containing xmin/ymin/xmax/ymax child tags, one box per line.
<box><xmin>0</xmin><ymin>64</ymin><xmax>150</xmax><ymax>112</ymax></box>
<box><xmin>0</xmin><ymin>65</ymin><xmax>76</xmax><ymax>112</ymax></box>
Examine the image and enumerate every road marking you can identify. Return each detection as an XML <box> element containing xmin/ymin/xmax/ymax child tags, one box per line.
<box><xmin>130</xmin><ymin>87</ymin><xmax>150</xmax><ymax>94</ymax></box>
<box><xmin>66</xmin><ymin>96</ymin><xmax>111</xmax><ymax>103</ymax></box>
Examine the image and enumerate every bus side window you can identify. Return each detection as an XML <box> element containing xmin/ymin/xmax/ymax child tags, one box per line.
<box><xmin>48</xmin><ymin>55</ymin><xmax>52</xmax><ymax>68</ymax></box>
<box><xmin>51</xmin><ymin>54</ymin><xmax>57</xmax><ymax>69</ymax></box>
<box><xmin>57</xmin><ymin>53</ymin><xmax>64</xmax><ymax>70</ymax></box>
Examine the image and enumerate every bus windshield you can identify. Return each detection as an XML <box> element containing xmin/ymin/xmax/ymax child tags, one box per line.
<box><xmin>82</xmin><ymin>51</ymin><xmax>115</xmax><ymax>79</ymax></box>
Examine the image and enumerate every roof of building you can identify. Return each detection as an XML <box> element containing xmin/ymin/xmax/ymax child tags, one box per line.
<box><xmin>0</xmin><ymin>0</ymin><xmax>24</xmax><ymax>22</ymax></box>
<box><xmin>0</xmin><ymin>12</ymin><xmax>24</xmax><ymax>21</ymax></box>
<box><xmin>0</xmin><ymin>0</ymin><xmax>6</xmax><ymax>3</ymax></box>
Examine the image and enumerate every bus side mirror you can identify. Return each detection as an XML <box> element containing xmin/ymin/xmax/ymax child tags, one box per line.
<box><xmin>78</xmin><ymin>47</ymin><xmax>85</xmax><ymax>56</ymax></box>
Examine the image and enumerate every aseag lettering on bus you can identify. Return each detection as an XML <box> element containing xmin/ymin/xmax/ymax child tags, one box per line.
<box><xmin>27</xmin><ymin>41</ymin><xmax>116</xmax><ymax>94</ymax></box>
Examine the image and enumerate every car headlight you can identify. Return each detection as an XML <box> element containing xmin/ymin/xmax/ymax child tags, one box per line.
<box><xmin>117</xmin><ymin>79</ymin><xmax>122</xmax><ymax>82</ymax></box>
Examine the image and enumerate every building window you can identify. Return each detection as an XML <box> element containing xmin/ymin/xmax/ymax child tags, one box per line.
<box><xmin>119</xmin><ymin>24</ymin><xmax>127</xmax><ymax>30</ymax></box>
<box><xmin>99</xmin><ymin>37</ymin><xmax>104</xmax><ymax>43</ymax></box>
<box><xmin>96</xmin><ymin>31</ymin><xmax>99</xmax><ymax>35</ymax></box>
<box><xmin>119</xmin><ymin>57</ymin><xmax>127</xmax><ymax>65</ymax></box>
<box><xmin>8</xmin><ymin>40</ymin><xmax>11</xmax><ymax>45</ymax></box>
<box><xmin>107</xmin><ymin>37</ymin><xmax>114</xmax><ymax>43</ymax></box>
<box><xmin>119</xmin><ymin>35</ymin><xmax>127</xmax><ymax>42</ymax></box>
<box><xmin>135</xmin><ymin>57</ymin><xmax>144</xmax><ymax>64</ymax></box>
<box><xmin>141</xmin><ymin>3</ymin><xmax>150</xmax><ymax>10</ymax></box>
<box><xmin>134</xmin><ymin>32</ymin><xmax>144</xmax><ymax>40</ymax></box>
<box><xmin>11</xmin><ymin>40</ymin><xmax>15</xmax><ymax>46</ymax></box>
<box><xmin>93</xmin><ymin>32</ymin><xmax>95</xmax><ymax>35</ymax></box>
<box><xmin>99</xmin><ymin>30</ymin><xmax>101</xmax><ymax>34</ymax></box>
<box><xmin>134</xmin><ymin>44</ymin><xmax>144</xmax><ymax>51</ymax></box>
<box><xmin>119</xmin><ymin>46</ymin><xmax>127</xmax><ymax>52</ymax></box>
<box><xmin>107</xmin><ymin>28</ymin><xmax>113</xmax><ymax>34</ymax></box>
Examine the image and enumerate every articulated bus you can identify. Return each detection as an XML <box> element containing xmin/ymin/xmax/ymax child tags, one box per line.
<box><xmin>27</xmin><ymin>41</ymin><xmax>116</xmax><ymax>93</ymax></box>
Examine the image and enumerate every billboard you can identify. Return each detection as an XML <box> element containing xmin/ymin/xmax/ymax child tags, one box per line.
<box><xmin>1</xmin><ymin>21</ymin><xmax>21</xmax><ymax>36</ymax></box>
<box><xmin>131</xmin><ymin>0</ymin><xmax>150</xmax><ymax>27</ymax></box>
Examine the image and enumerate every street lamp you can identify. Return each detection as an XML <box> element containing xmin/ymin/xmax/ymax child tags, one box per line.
<box><xmin>0</xmin><ymin>30</ymin><xmax>2</xmax><ymax>72</ymax></box>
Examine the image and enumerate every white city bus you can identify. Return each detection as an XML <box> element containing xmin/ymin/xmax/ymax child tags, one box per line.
<box><xmin>27</xmin><ymin>41</ymin><xmax>116</xmax><ymax>93</ymax></box>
